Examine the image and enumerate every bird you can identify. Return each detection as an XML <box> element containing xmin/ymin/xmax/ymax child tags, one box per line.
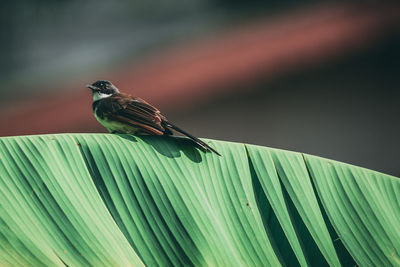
<box><xmin>87</xmin><ymin>80</ymin><xmax>220</xmax><ymax>156</ymax></box>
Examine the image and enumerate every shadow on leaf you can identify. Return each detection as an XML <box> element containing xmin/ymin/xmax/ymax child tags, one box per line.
<box><xmin>117</xmin><ymin>134</ymin><xmax>203</xmax><ymax>163</ymax></box>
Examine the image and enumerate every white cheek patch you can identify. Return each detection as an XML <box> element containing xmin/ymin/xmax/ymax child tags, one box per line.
<box><xmin>93</xmin><ymin>92</ymin><xmax>112</xmax><ymax>102</ymax></box>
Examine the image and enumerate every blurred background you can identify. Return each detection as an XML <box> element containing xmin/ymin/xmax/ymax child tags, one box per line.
<box><xmin>0</xmin><ymin>1</ymin><xmax>399</xmax><ymax>176</ymax></box>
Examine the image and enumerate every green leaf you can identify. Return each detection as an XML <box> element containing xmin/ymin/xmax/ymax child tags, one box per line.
<box><xmin>0</xmin><ymin>133</ymin><xmax>398</xmax><ymax>266</ymax></box>
<box><xmin>304</xmin><ymin>154</ymin><xmax>400</xmax><ymax>266</ymax></box>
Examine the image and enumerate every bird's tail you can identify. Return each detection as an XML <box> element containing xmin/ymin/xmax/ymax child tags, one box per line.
<box><xmin>165</xmin><ymin>121</ymin><xmax>221</xmax><ymax>156</ymax></box>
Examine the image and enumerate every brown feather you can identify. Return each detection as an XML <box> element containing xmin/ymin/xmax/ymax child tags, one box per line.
<box><xmin>94</xmin><ymin>93</ymin><xmax>169</xmax><ymax>134</ymax></box>
<box><xmin>93</xmin><ymin>92</ymin><xmax>219</xmax><ymax>155</ymax></box>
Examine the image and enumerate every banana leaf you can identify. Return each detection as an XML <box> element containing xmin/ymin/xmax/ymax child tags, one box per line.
<box><xmin>0</xmin><ymin>134</ymin><xmax>398</xmax><ymax>266</ymax></box>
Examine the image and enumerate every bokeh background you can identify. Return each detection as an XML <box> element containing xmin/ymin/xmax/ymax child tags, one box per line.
<box><xmin>0</xmin><ymin>1</ymin><xmax>399</xmax><ymax>176</ymax></box>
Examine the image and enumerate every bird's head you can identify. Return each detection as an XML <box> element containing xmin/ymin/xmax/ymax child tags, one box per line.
<box><xmin>87</xmin><ymin>80</ymin><xmax>120</xmax><ymax>101</ymax></box>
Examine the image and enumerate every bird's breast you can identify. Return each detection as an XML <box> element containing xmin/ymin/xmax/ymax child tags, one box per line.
<box><xmin>93</xmin><ymin>106</ymin><xmax>140</xmax><ymax>134</ymax></box>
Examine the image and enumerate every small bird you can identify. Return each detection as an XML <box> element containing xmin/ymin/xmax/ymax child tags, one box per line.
<box><xmin>87</xmin><ymin>80</ymin><xmax>220</xmax><ymax>156</ymax></box>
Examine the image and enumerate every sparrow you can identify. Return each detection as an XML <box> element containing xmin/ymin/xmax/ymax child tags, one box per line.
<box><xmin>87</xmin><ymin>80</ymin><xmax>220</xmax><ymax>156</ymax></box>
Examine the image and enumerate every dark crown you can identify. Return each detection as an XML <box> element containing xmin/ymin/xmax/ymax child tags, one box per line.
<box><xmin>90</xmin><ymin>80</ymin><xmax>119</xmax><ymax>94</ymax></box>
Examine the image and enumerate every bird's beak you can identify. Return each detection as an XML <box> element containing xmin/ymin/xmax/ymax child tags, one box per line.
<box><xmin>87</xmin><ymin>85</ymin><xmax>99</xmax><ymax>91</ymax></box>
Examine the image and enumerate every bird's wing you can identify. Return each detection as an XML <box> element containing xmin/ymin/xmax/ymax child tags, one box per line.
<box><xmin>95</xmin><ymin>94</ymin><xmax>220</xmax><ymax>155</ymax></box>
<box><xmin>96</xmin><ymin>94</ymin><xmax>169</xmax><ymax>135</ymax></box>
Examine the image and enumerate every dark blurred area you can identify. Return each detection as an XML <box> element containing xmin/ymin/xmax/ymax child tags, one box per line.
<box><xmin>0</xmin><ymin>1</ymin><xmax>399</xmax><ymax>176</ymax></box>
